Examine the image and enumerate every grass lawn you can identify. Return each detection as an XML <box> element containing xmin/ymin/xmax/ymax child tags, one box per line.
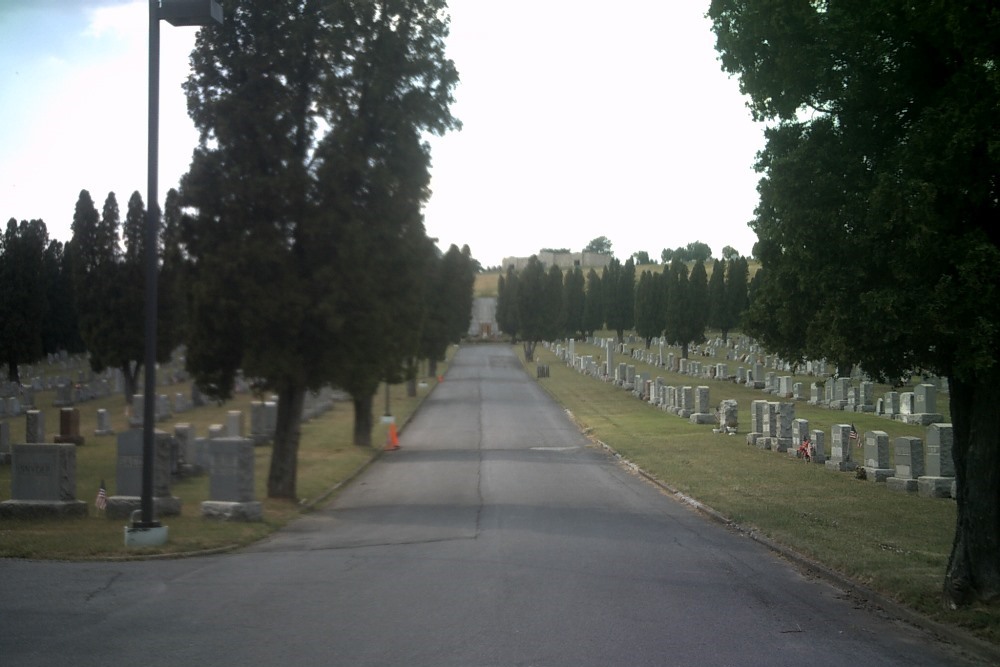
<box><xmin>523</xmin><ymin>336</ymin><xmax>998</xmax><ymax>647</ymax></box>
<box><xmin>0</xmin><ymin>354</ymin><xmax>449</xmax><ymax>560</ymax></box>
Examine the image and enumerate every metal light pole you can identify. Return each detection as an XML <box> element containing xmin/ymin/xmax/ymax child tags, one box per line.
<box><xmin>134</xmin><ymin>0</ymin><xmax>222</xmax><ymax>539</ymax></box>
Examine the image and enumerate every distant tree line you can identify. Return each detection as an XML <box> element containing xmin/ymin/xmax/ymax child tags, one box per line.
<box><xmin>496</xmin><ymin>254</ymin><xmax>750</xmax><ymax>361</ymax></box>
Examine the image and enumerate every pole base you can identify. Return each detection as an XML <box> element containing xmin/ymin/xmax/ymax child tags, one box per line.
<box><xmin>124</xmin><ymin>524</ymin><xmax>169</xmax><ymax>547</ymax></box>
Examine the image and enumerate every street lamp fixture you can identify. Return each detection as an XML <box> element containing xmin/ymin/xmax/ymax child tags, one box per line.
<box><xmin>129</xmin><ymin>0</ymin><xmax>223</xmax><ymax>546</ymax></box>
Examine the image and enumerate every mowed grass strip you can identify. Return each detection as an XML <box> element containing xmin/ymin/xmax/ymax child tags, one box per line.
<box><xmin>0</xmin><ymin>359</ymin><xmax>448</xmax><ymax>560</ymax></box>
<box><xmin>525</xmin><ymin>339</ymin><xmax>999</xmax><ymax>645</ymax></box>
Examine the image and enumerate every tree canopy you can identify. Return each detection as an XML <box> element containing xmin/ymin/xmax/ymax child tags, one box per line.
<box><xmin>710</xmin><ymin>0</ymin><xmax>1000</xmax><ymax>606</ymax></box>
<box><xmin>181</xmin><ymin>0</ymin><xmax>460</xmax><ymax>495</ymax></box>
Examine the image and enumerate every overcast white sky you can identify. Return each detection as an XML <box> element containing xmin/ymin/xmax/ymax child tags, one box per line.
<box><xmin>0</xmin><ymin>1</ymin><xmax>764</xmax><ymax>268</ymax></box>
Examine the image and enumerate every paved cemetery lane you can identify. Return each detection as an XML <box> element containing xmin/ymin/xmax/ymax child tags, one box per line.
<box><xmin>0</xmin><ymin>344</ymin><xmax>984</xmax><ymax>666</ymax></box>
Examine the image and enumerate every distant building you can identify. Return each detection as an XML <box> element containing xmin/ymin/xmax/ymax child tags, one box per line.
<box><xmin>468</xmin><ymin>297</ymin><xmax>498</xmax><ymax>337</ymax></box>
<box><xmin>500</xmin><ymin>251</ymin><xmax>612</xmax><ymax>272</ymax></box>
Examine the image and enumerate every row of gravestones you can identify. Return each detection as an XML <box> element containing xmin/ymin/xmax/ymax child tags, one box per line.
<box><xmin>546</xmin><ymin>341</ymin><xmax>956</xmax><ymax>500</ymax></box>
<box><xmin>573</xmin><ymin>336</ymin><xmax>950</xmax><ymax>425</ymax></box>
<box><xmin>549</xmin><ymin>341</ymin><xmax>731</xmax><ymax>429</ymax></box>
<box><xmin>0</xmin><ymin>431</ymin><xmax>261</xmax><ymax>522</ymax></box>
<box><xmin>0</xmin><ymin>388</ymin><xmax>341</xmax><ymax>521</ymax></box>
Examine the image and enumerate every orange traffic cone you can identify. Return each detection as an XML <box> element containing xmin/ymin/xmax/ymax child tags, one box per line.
<box><xmin>384</xmin><ymin>422</ymin><xmax>400</xmax><ymax>451</ymax></box>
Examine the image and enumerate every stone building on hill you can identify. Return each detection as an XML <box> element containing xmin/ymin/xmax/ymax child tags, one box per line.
<box><xmin>501</xmin><ymin>251</ymin><xmax>612</xmax><ymax>272</ymax></box>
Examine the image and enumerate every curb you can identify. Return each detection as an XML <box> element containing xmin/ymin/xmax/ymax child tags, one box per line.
<box><xmin>591</xmin><ymin>435</ymin><xmax>1000</xmax><ymax>666</ymax></box>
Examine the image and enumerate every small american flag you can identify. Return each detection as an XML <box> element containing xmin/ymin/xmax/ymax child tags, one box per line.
<box><xmin>95</xmin><ymin>481</ymin><xmax>107</xmax><ymax>511</ymax></box>
<box><xmin>849</xmin><ymin>424</ymin><xmax>860</xmax><ymax>446</ymax></box>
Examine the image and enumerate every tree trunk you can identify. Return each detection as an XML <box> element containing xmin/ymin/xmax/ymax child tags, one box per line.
<box><xmin>523</xmin><ymin>340</ymin><xmax>537</xmax><ymax>362</ymax></box>
<box><xmin>681</xmin><ymin>342</ymin><xmax>689</xmax><ymax>359</ymax></box>
<box><xmin>616</xmin><ymin>329</ymin><xmax>624</xmax><ymax>343</ymax></box>
<box><xmin>407</xmin><ymin>377</ymin><xmax>417</xmax><ymax>398</ymax></box>
<box><xmin>267</xmin><ymin>383</ymin><xmax>306</xmax><ymax>499</ymax></box>
<box><xmin>122</xmin><ymin>362</ymin><xmax>140</xmax><ymax>405</ymax></box>
<box><xmin>943</xmin><ymin>374</ymin><xmax>1000</xmax><ymax>607</ymax></box>
<box><xmin>352</xmin><ymin>393</ymin><xmax>374</xmax><ymax>447</ymax></box>
<box><xmin>7</xmin><ymin>360</ymin><xmax>19</xmax><ymax>385</ymax></box>
<box><xmin>428</xmin><ymin>358</ymin><xmax>438</xmax><ymax>378</ymax></box>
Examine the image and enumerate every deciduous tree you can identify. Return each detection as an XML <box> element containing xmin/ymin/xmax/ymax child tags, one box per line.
<box><xmin>710</xmin><ymin>0</ymin><xmax>1000</xmax><ymax>606</ymax></box>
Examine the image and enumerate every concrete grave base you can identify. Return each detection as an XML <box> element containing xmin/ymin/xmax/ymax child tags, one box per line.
<box><xmin>896</xmin><ymin>413</ymin><xmax>944</xmax><ymax>426</ymax></box>
<box><xmin>0</xmin><ymin>499</ymin><xmax>87</xmax><ymax>519</ymax></box>
<box><xmin>917</xmin><ymin>476</ymin><xmax>954</xmax><ymax>499</ymax></box>
<box><xmin>689</xmin><ymin>413</ymin><xmax>716</xmax><ymax>425</ymax></box>
<box><xmin>201</xmin><ymin>500</ymin><xmax>263</xmax><ymax>522</ymax></box>
<box><xmin>106</xmin><ymin>495</ymin><xmax>182</xmax><ymax>520</ymax></box>
<box><xmin>886</xmin><ymin>477</ymin><xmax>918</xmax><ymax>493</ymax></box>
<box><xmin>863</xmin><ymin>467</ymin><xmax>895</xmax><ymax>483</ymax></box>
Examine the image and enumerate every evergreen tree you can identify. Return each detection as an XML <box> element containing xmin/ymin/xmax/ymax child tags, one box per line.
<box><xmin>664</xmin><ymin>258</ymin><xmax>693</xmax><ymax>358</ymax></box>
<box><xmin>722</xmin><ymin>256</ymin><xmax>749</xmax><ymax>342</ymax></box>
<box><xmin>582</xmin><ymin>268</ymin><xmax>603</xmax><ymax>337</ymax></box>
<box><xmin>0</xmin><ymin>219</ymin><xmax>48</xmax><ymax>382</ymax></box>
<box><xmin>182</xmin><ymin>0</ymin><xmax>460</xmax><ymax>486</ymax></box>
<box><xmin>496</xmin><ymin>268</ymin><xmax>520</xmax><ymax>342</ymax></box>
<box><xmin>707</xmin><ymin>259</ymin><xmax>726</xmax><ymax>333</ymax></box>
<box><xmin>634</xmin><ymin>270</ymin><xmax>663</xmax><ymax>348</ymax></box>
<box><xmin>514</xmin><ymin>256</ymin><xmax>547</xmax><ymax>360</ymax></box>
<box><xmin>688</xmin><ymin>258</ymin><xmax>710</xmax><ymax>348</ymax></box>
<box><xmin>544</xmin><ymin>264</ymin><xmax>565</xmax><ymax>341</ymax></box>
<box><xmin>563</xmin><ymin>266</ymin><xmax>585</xmax><ymax>338</ymax></box>
<box><xmin>40</xmin><ymin>239</ymin><xmax>83</xmax><ymax>355</ymax></box>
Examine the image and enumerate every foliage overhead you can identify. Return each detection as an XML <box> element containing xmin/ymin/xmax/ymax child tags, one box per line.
<box><xmin>709</xmin><ymin>0</ymin><xmax>1000</xmax><ymax>606</ymax></box>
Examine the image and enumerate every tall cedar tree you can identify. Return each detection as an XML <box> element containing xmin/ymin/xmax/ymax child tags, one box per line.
<box><xmin>417</xmin><ymin>243</ymin><xmax>475</xmax><ymax>381</ymax></box>
<box><xmin>563</xmin><ymin>266</ymin><xmax>585</xmax><ymax>339</ymax></box>
<box><xmin>515</xmin><ymin>256</ymin><xmax>548</xmax><ymax>361</ymax></box>
<box><xmin>707</xmin><ymin>259</ymin><xmax>726</xmax><ymax>335</ymax></box>
<box><xmin>70</xmin><ymin>190</ymin><xmax>156</xmax><ymax>402</ymax></box>
<box><xmin>723</xmin><ymin>256</ymin><xmax>749</xmax><ymax>342</ymax></box>
<box><xmin>41</xmin><ymin>240</ymin><xmax>84</xmax><ymax>356</ymax></box>
<box><xmin>664</xmin><ymin>259</ymin><xmax>692</xmax><ymax>358</ymax></box>
<box><xmin>182</xmin><ymin>0</ymin><xmax>459</xmax><ymax>482</ymax></box>
<box><xmin>634</xmin><ymin>270</ymin><xmax>666</xmax><ymax>348</ymax></box>
<box><xmin>496</xmin><ymin>267</ymin><xmax>519</xmax><ymax>342</ymax></box>
<box><xmin>604</xmin><ymin>257</ymin><xmax>636</xmax><ymax>342</ymax></box>
<box><xmin>544</xmin><ymin>264</ymin><xmax>565</xmax><ymax>341</ymax></box>
<box><xmin>601</xmin><ymin>259</ymin><xmax>620</xmax><ymax>339</ymax></box>
<box><xmin>710</xmin><ymin>0</ymin><xmax>1000</xmax><ymax>605</ymax></box>
<box><xmin>317</xmin><ymin>0</ymin><xmax>460</xmax><ymax>445</ymax></box>
<box><xmin>0</xmin><ymin>219</ymin><xmax>48</xmax><ymax>382</ymax></box>
<box><xmin>582</xmin><ymin>268</ymin><xmax>603</xmax><ymax>337</ymax></box>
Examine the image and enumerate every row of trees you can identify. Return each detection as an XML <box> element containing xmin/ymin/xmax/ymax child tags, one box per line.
<box><xmin>2</xmin><ymin>0</ymin><xmax>473</xmax><ymax>502</ymax></box>
<box><xmin>495</xmin><ymin>255</ymin><xmax>750</xmax><ymax>361</ymax></box>
<box><xmin>0</xmin><ymin>220</ymin><xmax>83</xmax><ymax>384</ymax></box>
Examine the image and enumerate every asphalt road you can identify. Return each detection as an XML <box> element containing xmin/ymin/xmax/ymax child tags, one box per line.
<box><xmin>0</xmin><ymin>344</ymin><xmax>982</xmax><ymax>666</ymax></box>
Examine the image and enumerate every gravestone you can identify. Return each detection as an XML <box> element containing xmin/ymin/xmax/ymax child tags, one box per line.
<box><xmin>862</xmin><ymin>430</ymin><xmax>894</xmax><ymax>482</ymax></box>
<box><xmin>0</xmin><ymin>421</ymin><xmax>10</xmax><ymax>464</ymax></box>
<box><xmin>791</xmin><ymin>418</ymin><xmax>809</xmax><ymax>458</ymax></box>
<box><xmin>0</xmin><ymin>443</ymin><xmax>87</xmax><ymax>518</ymax></box>
<box><xmin>718</xmin><ymin>399</ymin><xmax>738</xmax><ymax>432</ymax></box>
<box><xmin>94</xmin><ymin>408</ymin><xmax>115</xmax><ymax>436</ymax></box>
<box><xmin>690</xmin><ymin>387</ymin><xmax>714</xmax><ymax>424</ymax></box>
<box><xmin>174</xmin><ymin>423</ymin><xmax>201</xmax><ymax>475</ymax></box>
<box><xmin>54</xmin><ymin>408</ymin><xmax>85</xmax><ymax>446</ymax></box>
<box><xmin>201</xmin><ymin>437</ymin><xmax>262</xmax><ymax>521</ymax></box>
<box><xmin>918</xmin><ymin>423</ymin><xmax>954</xmax><ymax>498</ymax></box>
<box><xmin>887</xmin><ymin>436</ymin><xmax>924</xmax><ymax>492</ymax></box>
<box><xmin>25</xmin><ymin>410</ymin><xmax>44</xmax><ymax>443</ymax></box>
<box><xmin>809</xmin><ymin>429</ymin><xmax>826</xmax><ymax>464</ymax></box>
<box><xmin>106</xmin><ymin>429</ymin><xmax>182</xmax><ymax>519</ymax></box>
<box><xmin>826</xmin><ymin>424</ymin><xmax>857</xmax><ymax>472</ymax></box>
<box><xmin>129</xmin><ymin>394</ymin><xmax>145</xmax><ymax>428</ymax></box>
<box><xmin>746</xmin><ymin>399</ymin><xmax>766</xmax><ymax>447</ymax></box>
<box><xmin>226</xmin><ymin>410</ymin><xmax>244</xmax><ymax>438</ymax></box>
